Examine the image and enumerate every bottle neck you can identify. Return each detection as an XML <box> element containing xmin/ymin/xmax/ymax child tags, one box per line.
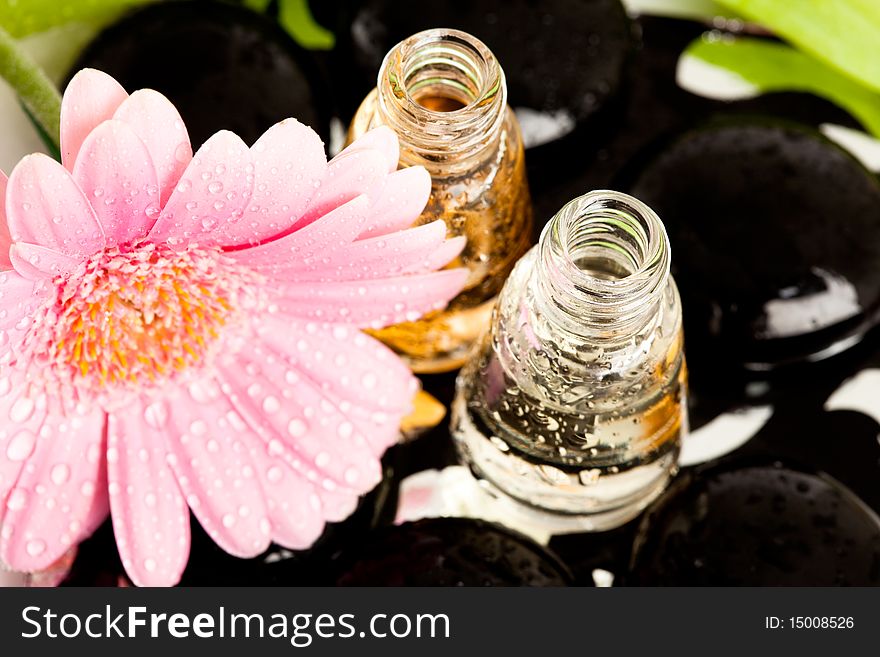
<box><xmin>376</xmin><ymin>28</ymin><xmax>506</xmax><ymax>172</ymax></box>
<box><xmin>533</xmin><ymin>190</ymin><xmax>672</xmax><ymax>342</ymax></box>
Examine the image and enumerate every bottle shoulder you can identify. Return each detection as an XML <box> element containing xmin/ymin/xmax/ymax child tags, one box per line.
<box><xmin>484</xmin><ymin>251</ymin><xmax>685</xmax><ymax>413</ymax></box>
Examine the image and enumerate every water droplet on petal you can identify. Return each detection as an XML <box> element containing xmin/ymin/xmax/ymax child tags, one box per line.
<box><xmin>26</xmin><ymin>539</ymin><xmax>46</xmax><ymax>557</ymax></box>
<box><xmin>6</xmin><ymin>488</ymin><xmax>27</xmax><ymax>510</ymax></box>
<box><xmin>144</xmin><ymin>557</ymin><xmax>157</xmax><ymax>572</ymax></box>
<box><xmin>175</xmin><ymin>142</ymin><xmax>190</xmax><ymax>163</ymax></box>
<box><xmin>344</xmin><ymin>467</ymin><xmax>360</xmax><ymax>485</ymax></box>
<box><xmin>144</xmin><ymin>401</ymin><xmax>169</xmax><ymax>429</ymax></box>
<box><xmin>208</xmin><ymin>181</ymin><xmax>224</xmax><ymax>194</ymax></box>
<box><xmin>6</xmin><ymin>430</ymin><xmax>36</xmax><ymax>462</ymax></box>
<box><xmin>287</xmin><ymin>419</ymin><xmax>307</xmax><ymax>437</ymax></box>
<box><xmin>50</xmin><ymin>463</ymin><xmax>70</xmax><ymax>485</ymax></box>
<box><xmin>9</xmin><ymin>397</ymin><xmax>35</xmax><ymax>423</ymax></box>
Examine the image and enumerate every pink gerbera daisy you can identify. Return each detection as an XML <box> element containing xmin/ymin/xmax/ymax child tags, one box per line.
<box><xmin>0</xmin><ymin>69</ymin><xmax>466</xmax><ymax>586</ymax></box>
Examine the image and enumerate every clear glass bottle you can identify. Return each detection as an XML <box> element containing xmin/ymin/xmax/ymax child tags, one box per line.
<box><xmin>348</xmin><ymin>28</ymin><xmax>534</xmax><ymax>373</ymax></box>
<box><xmin>452</xmin><ymin>190</ymin><xmax>687</xmax><ymax>532</ymax></box>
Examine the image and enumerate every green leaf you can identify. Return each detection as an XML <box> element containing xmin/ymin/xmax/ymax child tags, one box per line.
<box><xmin>0</xmin><ymin>0</ymin><xmax>153</xmax><ymax>38</ymax></box>
<box><xmin>278</xmin><ymin>0</ymin><xmax>335</xmax><ymax>50</ymax></box>
<box><xmin>0</xmin><ymin>24</ymin><xmax>60</xmax><ymax>150</ymax></box>
<box><xmin>683</xmin><ymin>36</ymin><xmax>880</xmax><ymax>137</ymax></box>
<box><xmin>625</xmin><ymin>0</ymin><xmax>737</xmax><ymax>21</ymax></box>
<box><xmin>241</xmin><ymin>0</ymin><xmax>273</xmax><ymax>11</ymax></box>
<box><xmin>715</xmin><ymin>0</ymin><xmax>880</xmax><ymax>92</ymax></box>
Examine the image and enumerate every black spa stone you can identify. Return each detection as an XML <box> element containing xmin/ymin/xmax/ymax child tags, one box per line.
<box><xmin>333</xmin><ymin>0</ymin><xmax>632</xmax><ymax>150</ymax></box>
<box><xmin>626</xmin><ymin>119</ymin><xmax>880</xmax><ymax>371</ymax></box>
<box><xmin>331</xmin><ymin>518</ymin><xmax>573</xmax><ymax>586</ymax></box>
<box><xmin>628</xmin><ymin>460</ymin><xmax>880</xmax><ymax>586</ymax></box>
<box><xmin>70</xmin><ymin>0</ymin><xmax>332</xmax><ymax>149</ymax></box>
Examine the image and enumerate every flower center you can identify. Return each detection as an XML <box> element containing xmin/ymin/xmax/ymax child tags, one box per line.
<box><xmin>21</xmin><ymin>243</ymin><xmax>264</xmax><ymax>405</ymax></box>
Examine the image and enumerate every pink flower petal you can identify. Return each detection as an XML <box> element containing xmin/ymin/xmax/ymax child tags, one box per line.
<box><xmin>316</xmin><ymin>488</ymin><xmax>361</xmax><ymax>523</ymax></box>
<box><xmin>0</xmin><ymin>172</ymin><xmax>11</xmax><ymax>270</ymax></box>
<box><xmin>256</xmin><ymin>317</ymin><xmax>412</xmax><ymax>457</ymax></box>
<box><xmin>148</xmin><ymin>131</ymin><xmax>253</xmax><ymax>248</ymax></box>
<box><xmin>155</xmin><ymin>392</ymin><xmax>271</xmax><ymax>558</ymax></box>
<box><xmin>218</xmin><ymin>341</ymin><xmax>382</xmax><ymax>495</ymax></box>
<box><xmin>0</xmin><ymin>270</ymin><xmax>48</xmax><ymax>331</ymax></box>
<box><xmin>357</xmin><ymin>166</ymin><xmax>431</xmax><ymax>238</ymax></box>
<box><xmin>217</xmin><ymin>353</ymin><xmax>370</xmax><ymax>524</ymax></box>
<box><xmin>0</xmin><ymin>380</ymin><xmax>46</xmax><ymax>515</ymax></box>
<box><xmin>0</xmin><ymin>403</ymin><xmax>106</xmax><ymax>572</ymax></box>
<box><xmin>257</xmin><ymin>315</ymin><xmax>415</xmax><ymax>418</ymax></box>
<box><xmin>414</xmin><ymin>235</ymin><xmax>467</xmax><ymax>273</ymax></box>
<box><xmin>72</xmin><ymin>120</ymin><xmax>162</xmax><ymax>246</ymax></box>
<box><xmin>282</xmin><ymin>221</ymin><xmax>463</xmax><ymax>281</ymax></box>
<box><xmin>243</xmin><ymin>119</ymin><xmax>327</xmax><ymax>243</ymax></box>
<box><xmin>270</xmin><ymin>268</ymin><xmax>469</xmax><ymax>328</ymax></box>
<box><xmin>60</xmin><ymin>69</ymin><xmax>128</xmax><ymax>170</ymax></box>
<box><xmin>337</xmin><ymin>126</ymin><xmax>400</xmax><ymax>172</ymax></box>
<box><xmin>227</xmin><ymin>195</ymin><xmax>369</xmax><ymax>270</ymax></box>
<box><xmin>6</xmin><ymin>154</ymin><xmax>105</xmax><ymax>257</ymax></box>
<box><xmin>107</xmin><ymin>404</ymin><xmax>190</xmax><ymax>587</ymax></box>
<box><xmin>9</xmin><ymin>243</ymin><xmax>80</xmax><ymax>280</ymax></box>
<box><xmin>113</xmin><ymin>89</ymin><xmax>192</xmax><ymax>205</ymax></box>
<box><xmin>296</xmin><ymin>149</ymin><xmax>388</xmax><ymax>229</ymax></box>
<box><xmin>243</xmin><ymin>438</ymin><xmax>325</xmax><ymax>550</ymax></box>
<box><xmin>77</xmin><ymin>466</ymin><xmax>109</xmax><ymax>545</ymax></box>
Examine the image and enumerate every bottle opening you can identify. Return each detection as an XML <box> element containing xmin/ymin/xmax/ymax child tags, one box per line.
<box><xmin>415</xmin><ymin>95</ymin><xmax>468</xmax><ymax>113</ymax></box>
<box><xmin>395</xmin><ymin>31</ymin><xmax>496</xmax><ymax>113</ymax></box>
<box><xmin>563</xmin><ymin>202</ymin><xmax>655</xmax><ymax>282</ymax></box>
<box><xmin>378</xmin><ymin>29</ymin><xmax>506</xmax><ymax>161</ymax></box>
<box><xmin>538</xmin><ymin>190</ymin><xmax>672</xmax><ymax>334</ymax></box>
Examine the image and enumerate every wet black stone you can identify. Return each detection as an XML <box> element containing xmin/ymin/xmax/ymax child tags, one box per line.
<box><xmin>331</xmin><ymin>518</ymin><xmax>573</xmax><ymax>586</ymax></box>
<box><xmin>628</xmin><ymin>460</ymin><xmax>880</xmax><ymax>586</ymax></box>
<box><xmin>332</xmin><ymin>0</ymin><xmax>632</xmax><ymax>151</ymax></box>
<box><xmin>70</xmin><ymin>0</ymin><xmax>332</xmax><ymax>149</ymax></box>
<box><xmin>626</xmin><ymin>118</ymin><xmax>880</xmax><ymax>371</ymax></box>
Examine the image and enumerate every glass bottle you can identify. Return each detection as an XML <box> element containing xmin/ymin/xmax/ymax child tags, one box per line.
<box><xmin>348</xmin><ymin>28</ymin><xmax>534</xmax><ymax>373</ymax></box>
<box><xmin>452</xmin><ymin>190</ymin><xmax>687</xmax><ymax>532</ymax></box>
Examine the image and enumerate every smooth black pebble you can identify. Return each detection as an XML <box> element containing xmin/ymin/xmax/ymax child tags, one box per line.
<box><xmin>333</xmin><ymin>0</ymin><xmax>632</xmax><ymax>150</ymax></box>
<box><xmin>627</xmin><ymin>118</ymin><xmax>880</xmax><ymax>371</ymax></box>
<box><xmin>628</xmin><ymin>460</ymin><xmax>880</xmax><ymax>585</ymax></box>
<box><xmin>70</xmin><ymin>0</ymin><xmax>332</xmax><ymax>148</ymax></box>
<box><xmin>331</xmin><ymin>517</ymin><xmax>573</xmax><ymax>586</ymax></box>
